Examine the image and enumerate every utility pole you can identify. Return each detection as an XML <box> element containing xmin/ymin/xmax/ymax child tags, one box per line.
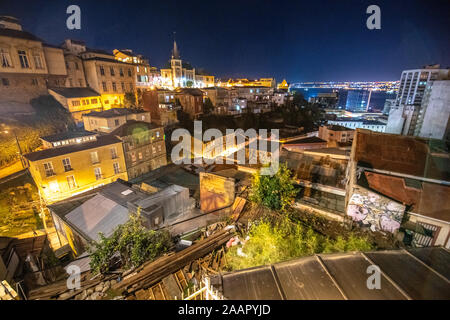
<box><xmin>12</xmin><ymin>129</ymin><xmax>26</xmax><ymax>169</ymax></box>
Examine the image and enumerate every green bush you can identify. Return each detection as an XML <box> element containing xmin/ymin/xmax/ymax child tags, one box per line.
<box><xmin>249</xmin><ymin>163</ymin><xmax>298</xmax><ymax>213</ymax></box>
<box><xmin>225</xmin><ymin>216</ymin><xmax>374</xmax><ymax>271</ymax></box>
<box><xmin>88</xmin><ymin>213</ymin><xmax>173</xmax><ymax>274</ymax></box>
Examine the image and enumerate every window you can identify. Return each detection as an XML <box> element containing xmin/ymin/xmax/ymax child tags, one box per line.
<box><xmin>112</xmin><ymin>82</ymin><xmax>117</xmax><ymax>91</ymax></box>
<box><xmin>33</xmin><ymin>53</ymin><xmax>43</xmax><ymax>69</ymax></box>
<box><xmin>110</xmin><ymin>67</ymin><xmax>115</xmax><ymax>76</ymax></box>
<box><xmin>91</xmin><ymin>98</ymin><xmax>97</xmax><ymax>104</ymax></box>
<box><xmin>121</xmin><ymin>82</ymin><xmax>125</xmax><ymax>91</ymax></box>
<box><xmin>114</xmin><ymin>119</ymin><xmax>119</xmax><ymax>126</ymax></box>
<box><xmin>113</xmin><ymin>162</ymin><xmax>120</xmax><ymax>175</ymax></box>
<box><xmin>128</xmin><ymin>69</ymin><xmax>132</xmax><ymax>77</ymax></box>
<box><xmin>100</xmin><ymin>65</ymin><xmax>105</xmax><ymax>75</ymax></box>
<box><xmin>102</xmin><ymin>82</ymin><xmax>107</xmax><ymax>91</ymax></box>
<box><xmin>31</xmin><ymin>78</ymin><xmax>38</xmax><ymax>86</ymax></box>
<box><xmin>0</xmin><ymin>48</ymin><xmax>12</xmax><ymax>68</ymax></box>
<box><xmin>90</xmin><ymin>151</ymin><xmax>99</xmax><ymax>164</ymax></box>
<box><xmin>119</xmin><ymin>68</ymin><xmax>124</xmax><ymax>77</ymax></box>
<box><xmin>72</xmin><ymin>100</ymin><xmax>80</xmax><ymax>107</ymax></box>
<box><xmin>110</xmin><ymin>147</ymin><xmax>118</xmax><ymax>159</ymax></box>
<box><xmin>131</xmin><ymin>152</ymin><xmax>136</xmax><ymax>162</ymax></box>
<box><xmin>1</xmin><ymin>78</ymin><xmax>10</xmax><ymax>86</ymax></box>
<box><xmin>75</xmin><ymin>62</ymin><xmax>79</xmax><ymax>70</ymax></box>
<box><xmin>18</xmin><ymin>50</ymin><xmax>29</xmax><ymax>68</ymax></box>
<box><xmin>43</xmin><ymin>162</ymin><xmax>54</xmax><ymax>177</ymax></box>
<box><xmin>156</xmin><ymin>131</ymin><xmax>160</xmax><ymax>138</ymax></box>
<box><xmin>67</xmin><ymin>175</ymin><xmax>76</xmax><ymax>189</ymax></box>
<box><xmin>94</xmin><ymin>167</ymin><xmax>102</xmax><ymax>180</ymax></box>
<box><xmin>62</xmin><ymin>158</ymin><xmax>72</xmax><ymax>171</ymax></box>
<box><xmin>49</xmin><ymin>180</ymin><xmax>60</xmax><ymax>193</ymax></box>
<box><xmin>138</xmin><ymin>152</ymin><xmax>143</xmax><ymax>160</ymax></box>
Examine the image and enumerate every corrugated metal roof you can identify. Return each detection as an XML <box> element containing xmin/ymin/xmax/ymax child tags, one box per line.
<box><xmin>65</xmin><ymin>194</ymin><xmax>129</xmax><ymax>241</ymax></box>
<box><xmin>211</xmin><ymin>247</ymin><xmax>450</xmax><ymax>300</ymax></box>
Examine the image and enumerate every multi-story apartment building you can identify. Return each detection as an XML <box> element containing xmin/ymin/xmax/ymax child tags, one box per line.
<box><xmin>318</xmin><ymin>125</ymin><xmax>355</xmax><ymax>143</ymax></box>
<box><xmin>24</xmin><ymin>132</ymin><xmax>128</xmax><ymax>203</ymax></box>
<box><xmin>160</xmin><ymin>40</ymin><xmax>214</xmax><ymax>89</ymax></box>
<box><xmin>110</xmin><ymin>121</ymin><xmax>167</xmax><ymax>179</ymax></box>
<box><xmin>61</xmin><ymin>39</ymin><xmax>136</xmax><ymax>109</ymax></box>
<box><xmin>142</xmin><ymin>89</ymin><xmax>179</xmax><ymax>126</ymax></box>
<box><xmin>113</xmin><ymin>49</ymin><xmax>154</xmax><ymax>89</ymax></box>
<box><xmin>83</xmin><ymin>108</ymin><xmax>151</xmax><ymax>133</ymax></box>
<box><xmin>0</xmin><ymin>16</ymin><xmax>66</xmax><ymax>114</ymax></box>
<box><xmin>175</xmin><ymin>88</ymin><xmax>204</xmax><ymax>119</ymax></box>
<box><xmin>414</xmin><ymin>80</ymin><xmax>450</xmax><ymax>141</ymax></box>
<box><xmin>386</xmin><ymin>65</ymin><xmax>450</xmax><ymax>136</ymax></box>
<box><xmin>48</xmin><ymin>87</ymin><xmax>102</xmax><ymax>124</ymax></box>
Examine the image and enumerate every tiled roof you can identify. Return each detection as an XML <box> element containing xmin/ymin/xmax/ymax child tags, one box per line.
<box><xmin>84</xmin><ymin>108</ymin><xmax>147</xmax><ymax>118</ymax></box>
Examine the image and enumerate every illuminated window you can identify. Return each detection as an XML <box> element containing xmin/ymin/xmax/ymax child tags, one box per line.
<box><xmin>94</xmin><ymin>167</ymin><xmax>102</xmax><ymax>180</ymax></box>
<box><xmin>43</xmin><ymin>162</ymin><xmax>54</xmax><ymax>177</ymax></box>
<box><xmin>67</xmin><ymin>175</ymin><xmax>76</xmax><ymax>189</ymax></box>
<box><xmin>91</xmin><ymin>98</ymin><xmax>97</xmax><ymax>104</ymax></box>
<box><xmin>62</xmin><ymin>158</ymin><xmax>72</xmax><ymax>172</ymax></box>
<box><xmin>18</xmin><ymin>50</ymin><xmax>29</xmax><ymax>68</ymax></box>
<box><xmin>49</xmin><ymin>180</ymin><xmax>60</xmax><ymax>193</ymax></box>
<box><xmin>0</xmin><ymin>48</ymin><xmax>12</xmax><ymax>67</ymax></box>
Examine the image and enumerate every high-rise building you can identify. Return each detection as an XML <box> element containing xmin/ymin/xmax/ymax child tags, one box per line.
<box><xmin>386</xmin><ymin>65</ymin><xmax>449</xmax><ymax>136</ymax></box>
<box><xmin>414</xmin><ymin>80</ymin><xmax>450</xmax><ymax>141</ymax></box>
<box><xmin>345</xmin><ymin>89</ymin><xmax>372</xmax><ymax>112</ymax></box>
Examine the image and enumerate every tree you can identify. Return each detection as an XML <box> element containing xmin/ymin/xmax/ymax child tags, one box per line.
<box><xmin>249</xmin><ymin>163</ymin><xmax>298</xmax><ymax>213</ymax></box>
<box><xmin>203</xmin><ymin>97</ymin><xmax>214</xmax><ymax>115</ymax></box>
<box><xmin>186</xmin><ymin>80</ymin><xmax>193</xmax><ymax>87</ymax></box>
<box><xmin>124</xmin><ymin>92</ymin><xmax>137</xmax><ymax>108</ymax></box>
<box><xmin>88</xmin><ymin>212</ymin><xmax>173</xmax><ymax>274</ymax></box>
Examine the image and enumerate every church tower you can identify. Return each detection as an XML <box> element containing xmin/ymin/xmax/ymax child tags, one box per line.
<box><xmin>170</xmin><ymin>40</ymin><xmax>183</xmax><ymax>87</ymax></box>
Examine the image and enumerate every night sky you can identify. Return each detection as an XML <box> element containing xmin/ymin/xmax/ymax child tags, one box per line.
<box><xmin>1</xmin><ymin>0</ymin><xmax>449</xmax><ymax>82</ymax></box>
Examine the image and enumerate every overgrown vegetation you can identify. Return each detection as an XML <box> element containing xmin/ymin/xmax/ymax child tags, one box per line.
<box><xmin>0</xmin><ymin>95</ymin><xmax>75</xmax><ymax>167</ymax></box>
<box><xmin>88</xmin><ymin>213</ymin><xmax>173</xmax><ymax>274</ymax></box>
<box><xmin>249</xmin><ymin>163</ymin><xmax>299</xmax><ymax>213</ymax></box>
<box><xmin>225</xmin><ymin>215</ymin><xmax>374</xmax><ymax>271</ymax></box>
